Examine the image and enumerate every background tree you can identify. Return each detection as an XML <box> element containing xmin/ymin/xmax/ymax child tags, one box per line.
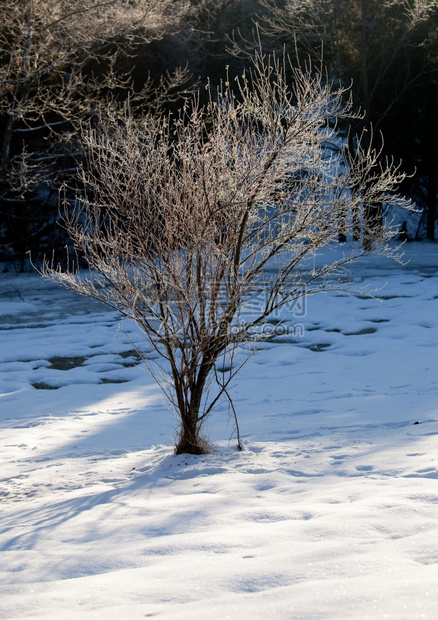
<box><xmin>0</xmin><ymin>0</ymin><xmax>190</xmax><ymax>266</ymax></box>
<box><xmin>39</xmin><ymin>52</ymin><xmax>412</xmax><ymax>454</ymax></box>
<box><xmin>185</xmin><ymin>1</ymin><xmax>268</xmax><ymax>78</ymax></box>
<box><xmin>383</xmin><ymin>5</ymin><xmax>438</xmax><ymax>239</ymax></box>
<box><xmin>260</xmin><ymin>0</ymin><xmax>438</xmax><ymax>240</ymax></box>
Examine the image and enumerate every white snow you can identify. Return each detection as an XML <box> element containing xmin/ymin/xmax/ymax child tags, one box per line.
<box><xmin>1</xmin><ymin>242</ymin><xmax>438</xmax><ymax>619</ymax></box>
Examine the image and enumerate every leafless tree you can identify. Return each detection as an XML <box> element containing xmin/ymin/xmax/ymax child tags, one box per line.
<box><xmin>39</xmin><ymin>51</ymin><xmax>412</xmax><ymax>454</ymax></box>
<box><xmin>0</xmin><ymin>0</ymin><xmax>191</xmax><ymax>264</ymax></box>
<box><xmin>259</xmin><ymin>0</ymin><xmax>438</xmax><ymax>243</ymax></box>
<box><xmin>1</xmin><ymin>0</ymin><xmax>190</xmax><ymax>172</ymax></box>
<box><xmin>260</xmin><ymin>0</ymin><xmax>438</xmax><ymax>125</ymax></box>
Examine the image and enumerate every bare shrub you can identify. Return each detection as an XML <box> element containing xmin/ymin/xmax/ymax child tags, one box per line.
<box><xmin>39</xmin><ymin>51</ymin><xmax>412</xmax><ymax>454</ymax></box>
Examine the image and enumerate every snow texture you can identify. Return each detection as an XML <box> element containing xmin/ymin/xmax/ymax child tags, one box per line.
<box><xmin>1</xmin><ymin>242</ymin><xmax>438</xmax><ymax>619</ymax></box>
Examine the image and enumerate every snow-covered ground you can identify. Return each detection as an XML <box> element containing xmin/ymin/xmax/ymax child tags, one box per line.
<box><xmin>1</xmin><ymin>242</ymin><xmax>438</xmax><ymax>619</ymax></box>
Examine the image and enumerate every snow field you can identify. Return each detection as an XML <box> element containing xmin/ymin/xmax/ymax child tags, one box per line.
<box><xmin>1</xmin><ymin>242</ymin><xmax>438</xmax><ymax>619</ymax></box>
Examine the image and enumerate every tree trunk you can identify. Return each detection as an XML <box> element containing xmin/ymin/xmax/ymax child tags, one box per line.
<box><xmin>174</xmin><ymin>360</ymin><xmax>214</xmax><ymax>454</ymax></box>
<box><xmin>1</xmin><ymin>114</ymin><xmax>15</xmax><ymax>174</ymax></box>
<box><xmin>348</xmin><ymin>132</ymin><xmax>361</xmax><ymax>242</ymax></box>
<box><xmin>426</xmin><ymin>154</ymin><xmax>437</xmax><ymax>241</ymax></box>
<box><xmin>363</xmin><ymin>200</ymin><xmax>383</xmax><ymax>251</ymax></box>
<box><xmin>175</xmin><ymin>416</ymin><xmax>209</xmax><ymax>455</ymax></box>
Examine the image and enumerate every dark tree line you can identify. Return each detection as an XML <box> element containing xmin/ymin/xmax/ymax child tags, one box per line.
<box><xmin>1</xmin><ymin>0</ymin><xmax>437</xmax><ymax>269</ymax></box>
<box><xmin>261</xmin><ymin>0</ymin><xmax>438</xmax><ymax>240</ymax></box>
